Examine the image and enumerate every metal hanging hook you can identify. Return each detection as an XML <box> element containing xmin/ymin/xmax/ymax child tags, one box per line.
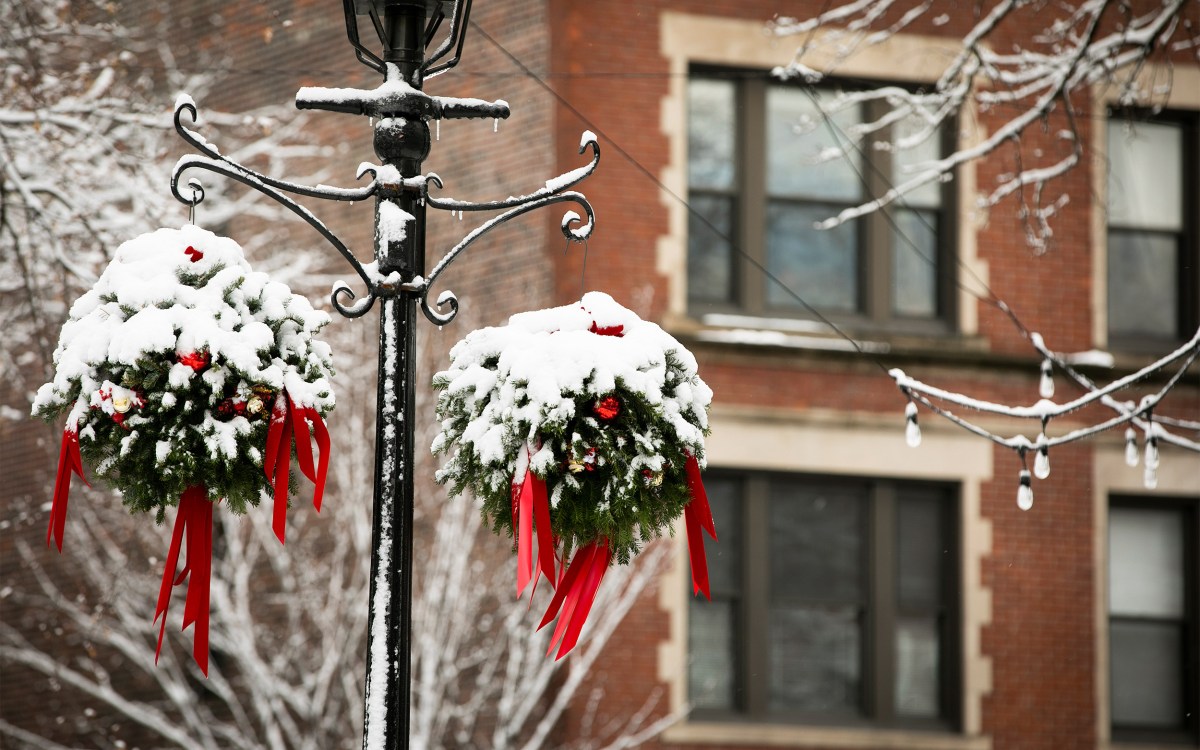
<box><xmin>187</xmin><ymin>178</ymin><xmax>204</xmax><ymax>226</ymax></box>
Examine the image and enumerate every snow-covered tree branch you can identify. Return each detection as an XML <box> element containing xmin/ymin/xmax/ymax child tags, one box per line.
<box><xmin>0</xmin><ymin>0</ymin><xmax>337</xmax><ymax>403</ymax></box>
<box><xmin>2</xmin><ymin>5</ymin><xmax>679</xmax><ymax>748</ymax></box>
<box><xmin>771</xmin><ymin>0</ymin><xmax>1198</xmax><ymax>251</ymax></box>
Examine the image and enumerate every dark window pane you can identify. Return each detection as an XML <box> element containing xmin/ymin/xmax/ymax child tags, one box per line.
<box><xmin>766</xmin><ymin>202</ymin><xmax>859</xmax><ymax>313</ymax></box>
<box><xmin>688</xmin><ymin>78</ymin><xmax>736</xmax><ymax>190</ymax></box>
<box><xmin>704</xmin><ymin>476</ymin><xmax>742</xmax><ymax>594</ymax></box>
<box><xmin>689</xmin><ymin>599</ymin><xmax>738</xmax><ymax>711</ymax></box>
<box><xmin>895</xmin><ymin>616</ymin><xmax>941</xmax><ymax>718</ymax></box>
<box><xmin>770</xmin><ymin>480</ymin><xmax>864</xmax><ymax>602</ymax></box>
<box><xmin>688</xmin><ymin>193</ymin><xmax>735</xmax><ymax>304</ymax></box>
<box><xmin>1110</xmin><ymin>620</ymin><xmax>1185</xmax><ymax>728</ymax></box>
<box><xmin>767</xmin><ymin>87</ymin><xmax>864</xmax><ymax>202</ymax></box>
<box><xmin>897</xmin><ymin>488</ymin><xmax>945</xmax><ymax>610</ymax></box>
<box><xmin>1107</xmin><ymin>230</ymin><xmax>1179</xmax><ymax>339</ymax></box>
<box><xmin>892</xmin><ymin>209</ymin><xmax>939</xmax><ymax>319</ymax></box>
<box><xmin>1107</xmin><ymin>119</ymin><xmax>1183</xmax><ymax>231</ymax></box>
<box><xmin>770</xmin><ymin>605</ymin><xmax>862</xmax><ymax>715</ymax></box>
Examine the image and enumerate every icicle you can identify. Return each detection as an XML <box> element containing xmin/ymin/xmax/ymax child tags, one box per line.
<box><xmin>436</xmin><ymin>119</ymin><xmax>440</xmax><ymax>141</ymax></box>
<box><xmin>904</xmin><ymin>402</ymin><xmax>921</xmax><ymax>447</ymax></box>
<box><xmin>1034</xmin><ymin>434</ymin><xmax>1050</xmax><ymax>479</ymax></box>
<box><xmin>1039</xmin><ymin>358</ymin><xmax>1054</xmax><ymax>399</ymax></box>
<box><xmin>493</xmin><ymin>118</ymin><xmax>499</xmax><ymax>133</ymax></box>
<box><xmin>1017</xmin><ymin>469</ymin><xmax>1033</xmax><ymax>511</ymax></box>
<box><xmin>1143</xmin><ymin>434</ymin><xmax>1159</xmax><ymax>489</ymax></box>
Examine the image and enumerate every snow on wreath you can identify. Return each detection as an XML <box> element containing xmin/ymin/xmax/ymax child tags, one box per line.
<box><xmin>432</xmin><ymin>291</ymin><xmax>717</xmax><ymax>658</ymax></box>
<box><xmin>32</xmin><ymin>225</ymin><xmax>335</xmax><ymax>675</ymax></box>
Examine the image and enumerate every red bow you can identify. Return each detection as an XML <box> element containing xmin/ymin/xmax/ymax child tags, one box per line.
<box><xmin>538</xmin><ymin>538</ymin><xmax>612</xmax><ymax>660</ymax></box>
<box><xmin>588</xmin><ymin>321</ymin><xmax>624</xmax><ymax>337</ymax></box>
<box><xmin>264</xmin><ymin>393</ymin><xmax>330</xmax><ymax>544</ymax></box>
<box><xmin>47</xmin><ymin>428</ymin><xmax>89</xmax><ymax>551</ymax></box>
<box><xmin>683</xmin><ymin>453</ymin><xmax>717</xmax><ymax>599</ymax></box>
<box><xmin>154</xmin><ymin>485</ymin><xmax>214</xmax><ymax>675</ymax></box>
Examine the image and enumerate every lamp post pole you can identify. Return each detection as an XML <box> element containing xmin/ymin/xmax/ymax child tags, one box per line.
<box><xmin>170</xmin><ymin>2</ymin><xmax>597</xmax><ymax>746</ymax></box>
<box><xmin>363</xmin><ymin>3</ymin><xmax>425</xmax><ymax>747</ymax></box>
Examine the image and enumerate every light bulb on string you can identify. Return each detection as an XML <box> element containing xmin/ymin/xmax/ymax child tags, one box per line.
<box><xmin>905</xmin><ymin>401</ymin><xmax>921</xmax><ymax>448</ymax></box>
<box><xmin>1017</xmin><ymin>469</ymin><xmax>1033</xmax><ymax>511</ymax></box>
<box><xmin>1034</xmin><ymin>434</ymin><xmax>1050</xmax><ymax>480</ymax></box>
<box><xmin>1124</xmin><ymin>428</ymin><xmax>1139</xmax><ymax>467</ymax></box>
<box><xmin>1143</xmin><ymin>433</ymin><xmax>1159</xmax><ymax>490</ymax></box>
<box><xmin>1039</xmin><ymin>358</ymin><xmax>1054</xmax><ymax>399</ymax></box>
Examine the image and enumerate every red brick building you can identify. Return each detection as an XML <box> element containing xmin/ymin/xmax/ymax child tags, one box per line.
<box><xmin>3</xmin><ymin>2</ymin><xmax>1198</xmax><ymax>749</ymax></box>
<box><xmin>535</xmin><ymin>3</ymin><xmax>1200</xmax><ymax>750</ymax></box>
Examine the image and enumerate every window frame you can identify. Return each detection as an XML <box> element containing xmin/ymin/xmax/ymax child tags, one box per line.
<box><xmin>689</xmin><ymin>470</ymin><xmax>962</xmax><ymax>732</ymax></box>
<box><xmin>686</xmin><ymin>67</ymin><xmax>959</xmax><ymax>335</ymax></box>
<box><xmin>1104</xmin><ymin>108</ymin><xmax>1200</xmax><ymax>351</ymax></box>
<box><xmin>1107</xmin><ymin>494</ymin><xmax>1200</xmax><ymax>746</ymax></box>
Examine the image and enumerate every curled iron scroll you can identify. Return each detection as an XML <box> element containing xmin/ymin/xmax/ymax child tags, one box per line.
<box><xmin>170</xmin><ymin>99</ymin><xmax>381</xmax><ymax>318</ymax></box>
<box><xmin>417</xmin><ymin>133</ymin><xmax>600</xmax><ymax>325</ymax></box>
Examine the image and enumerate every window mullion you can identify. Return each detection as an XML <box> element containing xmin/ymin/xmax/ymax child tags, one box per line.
<box><xmin>865</xmin><ymin>100</ymin><xmax>892</xmax><ymax>325</ymax></box>
<box><xmin>870</xmin><ymin>481</ymin><xmax>897</xmax><ymax>721</ymax></box>
<box><xmin>1188</xmin><ymin>505</ymin><xmax>1200</xmax><ymax>740</ymax></box>
<box><xmin>744</xmin><ymin>474</ymin><xmax>771</xmax><ymax>717</ymax></box>
<box><xmin>741</xmin><ymin>78</ymin><xmax>767</xmax><ymax>315</ymax></box>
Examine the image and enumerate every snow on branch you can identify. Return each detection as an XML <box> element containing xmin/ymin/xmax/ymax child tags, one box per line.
<box><xmin>770</xmin><ymin>0</ymin><xmax>1196</xmax><ymax>251</ymax></box>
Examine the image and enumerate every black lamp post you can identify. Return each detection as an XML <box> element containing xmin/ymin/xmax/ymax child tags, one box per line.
<box><xmin>169</xmin><ymin>2</ymin><xmax>599</xmax><ymax>747</ymax></box>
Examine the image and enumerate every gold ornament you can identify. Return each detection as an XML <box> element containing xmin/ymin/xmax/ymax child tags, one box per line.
<box><xmin>112</xmin><ymin>394</ymin><xmax>132</xmax><ymax>413</ymax></box>
<box><xmin>247</xmin><ymin>397</ymin><xmax>264</xmax><ymax>415</ymax></box>
<box><xmin>569</xmin><ymin>460</ymin><xmax>585</xmax><ymax>474</ymax></box>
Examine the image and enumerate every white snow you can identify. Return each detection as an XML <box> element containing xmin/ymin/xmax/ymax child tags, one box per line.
<box><xmin>377</xmin><ymin>201</ymin><xmax>413</xmax><ymax>249</ymax></box>
<box><xmin>433</xmin><ymin>292</ymin><xmax>712</xmax><ymax>489</ymax></box>
<box><xmin>33</xmin><ymin>225</ymin><xmax>335</xmax><ymax>432</ymax></box>
<box><xmin>698</xmin><ymin>327</ymin><xmax>889</xmax><ymax>354</ymax></box>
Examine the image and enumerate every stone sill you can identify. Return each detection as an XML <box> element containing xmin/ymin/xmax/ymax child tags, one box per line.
<box><xmin>661</xmin><ymin>722</ymin><xmax>992</xmax><ymax>750</ymax></box>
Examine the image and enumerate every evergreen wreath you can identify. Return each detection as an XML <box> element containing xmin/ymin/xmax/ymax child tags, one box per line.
<box><xmin>433</xmin><ymin>292</ymin><xmax>716</xmax><ymax>658</ymax></box>
<box><xmin>432</xmin><ymin>292</ymin><xmax>712</xmax><ymax>566</ymax></box>
<box><xmin>33</xmin><ymin>224</ymin><xmax>336</xmax><ymax>675</ymax></box>
<box><xmin>32</xmin><ymin>225</ymin><xmax>335</xmax><ymax>521</ymax></box>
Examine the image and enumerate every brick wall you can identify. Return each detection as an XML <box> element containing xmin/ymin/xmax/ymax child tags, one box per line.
<box><xmin>544</xmin><ymin>2</ymin><xmax>1200</xmax><ymax>750</ymax></box>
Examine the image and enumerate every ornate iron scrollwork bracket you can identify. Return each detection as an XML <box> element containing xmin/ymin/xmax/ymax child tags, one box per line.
<box><xmin>170</xmin><ymin>73</ymin><xmax>598</xmax><ymax>325</ymax></box>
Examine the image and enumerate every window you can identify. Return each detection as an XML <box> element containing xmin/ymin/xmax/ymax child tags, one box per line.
<box><xmin>1108</xmin><ymin>497</ymin><xmax>1199</xmax><ymax>745</ymax></box>
<box><xmin>689</xmin><ymin>472</ymin><xmax>959</xmax><ymax>729</ymax></box>
<box><xmin>1106</xmin><ymin>111</ymin><xmax>1199</xmax><ymax>347</ymax></box>
<box><xmin>687</xmin><ymin>72</ymin><xmax>955</xmax><ymax>330</ymax></box>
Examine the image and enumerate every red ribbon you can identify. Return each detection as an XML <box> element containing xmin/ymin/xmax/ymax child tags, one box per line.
<box><xmin>683</xmin><ymin>453</ymin><xmax>717</xmax><ymax>600</ymax></box>
<box><xmin>47</xmin><ymin>428</ymin><xmax>89</xmax><ymax>552</ymax></box>
<box><xmin>538</xmin><ymin>538</ymin><xmax>612</xmax><ymax>660</ymax></box>
<box><xmin>264</xmin><ymin>393</ymin><xmax>330</xmax><ymax>544</ymax></box>
<box><xmin>154</xmin><ymin>485</ymin><xmax>213</xmax><ymax>676</ymax></box>
<box><xmin>513</xmin><ymin>463</ymin><xmax>556</xmax><ymax>598</ymax></box>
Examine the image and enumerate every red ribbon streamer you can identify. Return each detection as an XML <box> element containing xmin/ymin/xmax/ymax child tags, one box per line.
<box><xmin>683</xmin><ymin>453</ymin><xmax>717</xmax><ymax>600</ymax></box>
<box><xmin>538</xmin><ymin>538</ymin><xmax>612</xmax><ymax>660</ymax></box>
<box><xmin>153</xmin><ymin>485</ymin><xmax>213</xmax><ymax>676</ymax></box>
<box><xmin>47</xmin><ymin>428</ymin><xmax>89</xmax><ymax>552</ymax></box>
<box><xmin>264</xmin><ymin>394</ymin><xmax>330</xmax><ymax>544</ymax></box>
<box><xmin>513</xmin><ymin>462</ymin><xmax>556</xmax><ymax>598</ymax></box>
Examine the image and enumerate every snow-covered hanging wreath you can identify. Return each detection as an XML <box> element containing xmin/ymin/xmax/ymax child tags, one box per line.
<box><xmin>32</xmin><ymin>225</ymin><xmax>335</xmax><ymax>674</ymax></box>
<box><xmin>432</xmin><ymin>292</ymin><xmax>716</xmax><ymax>658</ymax></box>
